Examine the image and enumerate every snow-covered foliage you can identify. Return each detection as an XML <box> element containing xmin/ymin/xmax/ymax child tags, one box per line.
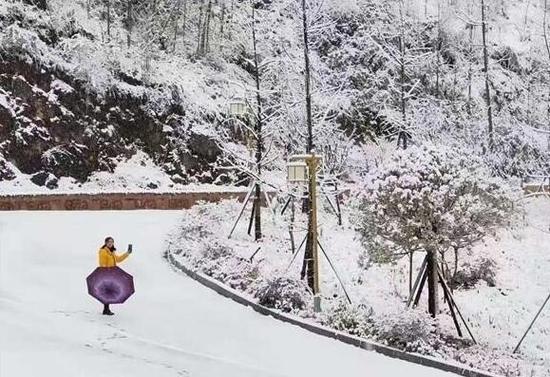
<box><xmin>321</xmin><ymin>302</ymin><xmax>376</xmax><ymax>338</ymax></box>
<box><xmin>377</xmin><ymin>310</ymin><xmax>439</xmax><ymax>353</ymax></box>
<box><xmin>255</xmin><ymin>277</ymin><xmax>311</xmax><ymax>313</ymax></box>
<box><xmin>356</xmin><ymin>145</ymin><xmax>520</xmax><ymax>262</ymax></box>
<box><xmin>166</xmin><ymin>197</ymin><xmax>550</xmax><ymax>376</ymax></box>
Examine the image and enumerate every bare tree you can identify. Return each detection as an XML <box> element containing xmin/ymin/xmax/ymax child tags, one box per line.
<box><xmin>106</xmin><ymin>0</ymin><xmax>111</xmax><ymax>40</ymax></box>
<box><xmin>172</xmin><ymin>0</ymin><xmax>181</xmax><ymax>52</ymax></box>
<box><xmin>126</xmin><ymin>0</ymin><xmax>133</xmax><ymax>48</ymax></box>
<box><xmin>251</xmin><ymin>0</ymin><xmax>263</xmax><ymax>241</ymax></box>
<box><xmin>397</xmin><ymin>1</ymin><xmax>409</xmax><ymax>149</ymax></box>
<box><xmin>481</xmin><ymin>0</ymin><xmax>494</xmax><ymax>150</ymax></box>
<box><xmin>300</xmin><ymin>0</ymin><xmax>316</xmax><ymax>292</ymax></box>
<box><xmin>302</xmin><ymin>0</ymin><xmax>314</xmax><ymax>153</ymax></box>
<box><xmin>196</xmin><ymin>0</ymin><xmax>205</xmax><ymax>55</ymax></box>
<box><xmin>467</xmin><ymin>22</ymin><xmax>474</xmax><ymax>114</ymax></box>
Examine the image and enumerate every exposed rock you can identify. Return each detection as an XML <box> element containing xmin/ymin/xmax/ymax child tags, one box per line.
<box><xmin>12</xmin><ymin>75</ymin><xmax>34</xmax><ymax>103</ymax></box>
<box><xmin>41</xmin><ymin>144</ymin><xmax>92</xmax><ymax>182</ymax></box>
<box><xmin>0</xmin><ymin>157</ymin><xmax>16</xmax><ymax>181</ymax></box>
<box><xmin>23</xmin><ymin>0</ymin><xmax>48</xmax><ymax>11</ymax></box>
<box><xmin>188</xmin><ymin>130</ymin><xmax>222</xmax><ymax>163</ymax></box>
<box><xmin>0</xmin><ymin>57</ymin><xmax>224</xmax><ymax>187</ymax></box>
<box><xmin>30</xmin><ymin>170</ymin><xmax>58</xmax><ymax>189</ymax></box>
<box><xmin>146</xmin><ymin>181</ymin><xmax>159</xmax><ymax>189</ymax></box>
<box><xmin>8</xmin><ymin>121</ymin><xmax>53</xmax><ymax>174</ymax></box>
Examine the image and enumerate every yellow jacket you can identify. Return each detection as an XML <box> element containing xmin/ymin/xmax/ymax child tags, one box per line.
<box><xmin>98</xmin><ymin>247</ymin><xmax>130</xmax><ymax>267</ymax></box>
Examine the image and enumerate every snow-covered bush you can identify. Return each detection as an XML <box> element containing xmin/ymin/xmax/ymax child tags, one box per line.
<box><xmin>377</xmin><ymin>310</ymin><xmax>439</xmax><ymax>353</ymax></box>
<box><xmin>485</xmin><ymin>124</ymin><xmax>550</xmax><ymax>179</ymax></box>
<box><xmin>450</xmin><ymin>257</ymin><xmax>497</xmax><ymax>290</ymax></box>
<box><xmin>255</xmin><ymin>277</ymin><xmax>311</xmax><ymax>313</ymax></box>
<box><xmin>195</xmin><ymin>241</ymin><xmax>261</xmax><ymax>292</ymax></box>
<box><xmin>322</xmin><ymin>302</ymin><xmax>377</xmax><ymax>338</ymax></box>
<box><xmin>357</xmin><ymin>145</ymin><xmax>520</xmax><ymax>263</ymax></box>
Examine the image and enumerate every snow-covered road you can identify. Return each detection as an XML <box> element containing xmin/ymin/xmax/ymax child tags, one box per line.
<box><xmin>0</xmin><ymin>211</ymin><xmax>456</xmax><ymax>377</ymax></box>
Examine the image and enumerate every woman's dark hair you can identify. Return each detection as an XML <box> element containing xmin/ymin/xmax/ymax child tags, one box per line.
<box><xmin>102</xmin><ymin>236</ymin><xmax>115</xmax><ymax>250</ymax></box>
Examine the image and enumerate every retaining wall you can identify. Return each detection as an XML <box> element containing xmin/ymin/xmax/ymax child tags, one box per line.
<box><xmin>0</xmin><ymin>191</ymin><xmax>258</xmax><ymax>211</ymax></box>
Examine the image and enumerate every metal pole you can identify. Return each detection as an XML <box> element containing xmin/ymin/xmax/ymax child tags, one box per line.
<box><xmin>317</xmin><ymin>240</ymin><xmax>352</xmax><ymax>304</ymax></box>
<box><xmin>514</xmin><ymin>292</ymin><xmax>550</xmax><ymax>353</ymax></box>
<box><xmin>228</xmin><ymin>183</ymin><xmax>255</xmax><ymax>238</ymax></box>
<box><xmin>306</xmin><ymin>154</ymin><xmax>321</xmax><ymax>312</ymax></box>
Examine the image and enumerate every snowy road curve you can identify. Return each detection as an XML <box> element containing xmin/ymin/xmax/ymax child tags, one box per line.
<box><xmin>0</xmin><ymin>211</ymin><xmax>456</xmax><ymax>377</ymax></box>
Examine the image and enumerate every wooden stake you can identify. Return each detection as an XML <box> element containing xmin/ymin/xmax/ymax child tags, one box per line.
<box><xmin>407</xmin><ymin>255</ymin><xmax>428</xmax><ymax>307</ymax></box>
<box><xmin>413</xmin><ymin>267</ymin><xmax>428</xmax><ymax>308</ymax></box>
<box><xmin>438</xmin><ymin>268</ymin><xmax>477</xmax><ymax>344</ymax></box>
<box><xmin>440</xmin><ymin>278</ymin><xmax>463</xmax><ymax>337</ymax></box>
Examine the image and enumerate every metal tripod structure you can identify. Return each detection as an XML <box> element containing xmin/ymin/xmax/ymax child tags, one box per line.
<box><xmin>228</xmin><ymin>180</ymin><xmax>274</xmax><ymax>240</ymax></box>
<box><xmin>407</xmin><ymin>254</ymin><xmax>477</xmax><ymax>344</ymax></box>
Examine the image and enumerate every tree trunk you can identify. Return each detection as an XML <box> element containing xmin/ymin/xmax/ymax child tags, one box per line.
<box><xmin>544</xmin><ymin>0</ymin><xmax>550</xmax><ymax>126</ymax></box>
<box><xmin>435</xmin><ymin>2</ymin><xmax>441</xmax><ymax>99</ymax></box>
<box><xmin>126</xmin><ymin>0</ymin><xmax>133</xmax><ymax>48</ymax></box>
<box><xmin>424</xmin><ymin>0</ymin><xmax>428</xmax><ymax>19</ymax></box>
<box><xmin>227</xmin><ymin>0</ymin><xmax>235</xmax><ymax>40</ymax></box>
<box><xmin>251</xmin><ymin>1</ymin><xmax>262</xmax><ymax>241</ymax></box>
<box><xmin>181</xmin><ymin>0</ymin><xmax>188</xmax><ymax>41</ymax></box>
<box><xmin>427</xmin><ymin>249</ymin><xmax>439</xmax><ymax>317</ymax></box>
<box><xmin>106</xmin><ymin>0</ymin><xmax>111</xmax><ymax>40</ymax></box>
<box><xmin>544</xmin><ymin>0</ymin><xmax>550</xmax><ymax>60</ymax></box>
<box><xmin>204</xmin><ymin>0</ymin><xmax>213</xmax><ymax>54</ymax></box>
<box><xmin>397</xmin><ymin>3</ymin><xmax>408</xmax><ymax>149</ymax></box>
<box><xmin>173</xmin><ymin>0</ymin><xmax>181</xmax><ymax>52</ymax></box>
<box><xmin>301</xmin><ymin>0</ymin><xmax>313</xmax><ymax>153</ymax></box>
<box><xmin>196</xmin><ymin>0</ymin><xmax>205</xmax><ymax>55</ymax></box>
<box><xmin>409</xmin><ymin>251</ymin><xmax>413</xmax><ymax>296</ymax></box>
<box><xmin>453</xmin><ymin>246</ymin><xmax>459</xmax><ymax>278</ymax></box>
<box><xmin>220</xmin><ymin>3</ymin><xmax>226</xmax><ymax>36</ymax></box>
<box><xmin>467</xmin><ymin>24</ymin><xmax>473</xmax><ymax>115</ymax></box>
<box><xmin>481</xmin><ymin>0</ymin><xmax>494</xmax><ymax>150</ymax></box>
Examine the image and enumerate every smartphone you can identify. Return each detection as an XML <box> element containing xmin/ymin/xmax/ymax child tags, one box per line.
<box><xmin>128</xmin><ymin>244</ymin><xmax>133</xmax><ymax>252</ymax></box>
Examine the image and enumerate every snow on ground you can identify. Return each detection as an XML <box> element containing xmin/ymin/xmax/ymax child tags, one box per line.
<box><xmin>167</xmin><ymin>195</ymin><xmax>550</xmax><ymax>376</ymax></box>
<box><xmin>0</xmin><ymin>210</ymin><xmax>457</xmax><ymax>377</ymax></box>
<box><xmin>457</xmin><ymin>196</ymin><xmax>550</xmax><ymax>357</ymax></box>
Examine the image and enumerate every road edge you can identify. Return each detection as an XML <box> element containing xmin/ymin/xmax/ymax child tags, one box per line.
<box><xmin>165</xmin><ymin>251</ymin><xmax>502</xmax><ymax>377</ymax></box>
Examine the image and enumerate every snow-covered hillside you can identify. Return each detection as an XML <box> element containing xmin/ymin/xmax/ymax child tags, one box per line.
<box><xmin>1</xmin><ymin>0</ymin><xmax>550</xmax><ymax>192</ymax></box>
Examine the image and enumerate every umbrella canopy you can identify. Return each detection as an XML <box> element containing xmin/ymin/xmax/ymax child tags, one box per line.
<box><xmin>86</xmin><ymin>266</ymin><xmax>135</xmax><ymax>304</ymax></box>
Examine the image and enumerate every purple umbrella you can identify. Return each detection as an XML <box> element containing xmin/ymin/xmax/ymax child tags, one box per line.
<box><xmin>86</xmin><ymin>267</ymin><xmax>135</xmax><ymax>304</ymax></box>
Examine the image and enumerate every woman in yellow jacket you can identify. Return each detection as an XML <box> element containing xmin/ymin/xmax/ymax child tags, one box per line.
<box><xmin>98</xmin><ymin>236</ymin><xmax>131</xmax><ymax>315</ymax></box>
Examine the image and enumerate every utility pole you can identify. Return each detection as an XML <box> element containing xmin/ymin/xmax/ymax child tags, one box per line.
<box><xmin>304</xmin><ymin>154</ymin><xmax>321</xmax><ymax>312</ymax></box>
